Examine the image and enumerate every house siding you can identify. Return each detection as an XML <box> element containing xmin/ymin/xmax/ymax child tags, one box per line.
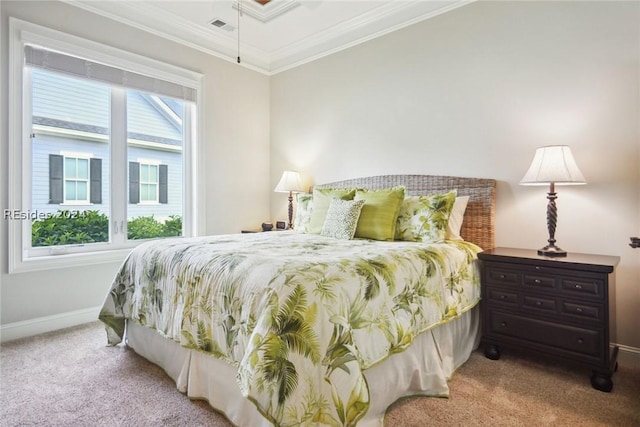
<box><xmin>30</xmin><ymin>66</ymin><xmax>184</xmax><ymax>223</ymax></box>
<box><xmin>32</xmin><ymin>136</ymin><xmax>182</xmax><ymax>221</ymax></box>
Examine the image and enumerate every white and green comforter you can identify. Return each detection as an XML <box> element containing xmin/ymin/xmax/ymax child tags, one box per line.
<box><xmin>99</xmin><ymin>231</ymin><xmax>481</xmax><ymax>426</ymax></box>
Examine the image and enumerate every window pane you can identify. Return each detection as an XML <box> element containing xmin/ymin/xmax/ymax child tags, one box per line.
<box><xmin>127</xmin><ymin>90</ymin><xmax>183</xmax><ymax>239</ymax></box>
<box><xmin>66</xmin><ymin>181</ymin><xmax>76</xmax><ymax>200</ymax></box>
<box><xmin>140</xmin><ymin>164</ymin><xmax>149</xmax><ymax>182</ymax></box>
<box><xmin>149</xmin><ymin>165</ymin><xmax>158</xmax><ymax>181</ymax></box>
<box><xmin>77</xmin><ymin>182</ymin><xmax>87</xmax><ymax>200</ymax></box>
<box><xmin>77</xmin><ymin>159</ymin><xmax>89</xmax><ymax>179</ymax></box>
<box><xmin>31</xmin><ymin>68</ymin><xmax>110</xmax><ymax>247</ymax></box>
<box><xmin>65</xmin><ymin>157</ymin><xmax>76</xmax><ymax>178</ymax></box>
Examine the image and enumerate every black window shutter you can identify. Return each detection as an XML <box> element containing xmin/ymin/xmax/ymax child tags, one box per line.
<box><xmin>159</xmin><ymin>165</ymin><xmax>168</xmax><ymax>204</ymax></box>
<box><xmin>129</xmin><ymin>162</ymin><xmax>139</xmax><ymax>204</ymax></box>
<box><xmin>89</xmin><ymin>158</ymin><xmax>102</xmax><ymax>204</ymax></box>
<box><xmin>49</xmin><ymin>154</ymin><xmax>63</xmax><ymax>204</ymax></box>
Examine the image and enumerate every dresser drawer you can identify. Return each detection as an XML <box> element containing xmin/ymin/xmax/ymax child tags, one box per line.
<box><xmin>562</xmin><ymin>301</ymin><xmax>603</xmax><ymax>321</ymax></box>
<box><xmin>523</xmin><ymin>295</ymin><xmax>556</xmax><ymax>312</ymax></box>
<box><xmin>523</xmin><ymin>274</ymin><xmax>555</xmax><ymax>290</ymax></box>
<box><xmin>561</xmin><ymin>277</ymin><xmax>604</xmax><ymax>299</ymax></box>
<box><xmin>485</xmin><ymin>266</ymin><xmax>520</xmax><ymax>285</ymax></box>
<box><xmin>487</xmin><ymin>311</ymin><xmax>601</xmax><ymax>358</ymax></box>
<box><xmin>486</xmin><ymin>287</ymin><xmax>519</xmax><ymax>305</ymax></box>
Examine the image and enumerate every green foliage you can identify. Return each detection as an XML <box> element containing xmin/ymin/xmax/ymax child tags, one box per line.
<box><xmin>126</xmin><ymin>215</ymin><xmax>164</xmax><ymax>240</ymax></box>
<box><xmin>127</xmin><ymin>215</ymin><xmax>182</xmax><ymax>240</ymax></box>
<box><xmin>32</xmin><ymin>210</ymin><xmax>182</xmax><ymax>246</ymax></box>
<box><xmin>32</xmin><ymin>210</ymin><xmax>108</xmax><ymax>247</ymax></box>
<box><xmin>162</xmin><ymin>215</ymin><xmax>183</xmax><ymax>237</ymax></box>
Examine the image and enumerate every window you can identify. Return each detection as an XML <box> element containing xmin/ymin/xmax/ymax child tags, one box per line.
<box><xmin>8</xmin><ymin>19</ymin><xmax>204</xmax><ymax>273</ymax></box>
<box><xmin>139</xmin><ymin>163</ymin><xmax>159</xmax><ymax>203</ymax></box>
<box><xmin>64</xmin><ymin>156</ymin><xmax>89</xmax><ymax>203</ymax></box>
<box><xmin>47</xmin><ymin>154</ymin><xmax>102</xmax><ymax>205</ymax></box>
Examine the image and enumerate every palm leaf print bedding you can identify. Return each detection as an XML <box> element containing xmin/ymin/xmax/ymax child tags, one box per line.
<box><xmin>99</xmin><ymin>231</ymin><xmax>482</xmax><ymax>426</ymax></box>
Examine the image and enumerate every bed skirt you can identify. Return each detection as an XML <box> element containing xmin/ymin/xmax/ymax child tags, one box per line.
<box><xmin>125</xmin><ymin>306</ymin><xmax>480</xmax><ymax>427</ymax></box>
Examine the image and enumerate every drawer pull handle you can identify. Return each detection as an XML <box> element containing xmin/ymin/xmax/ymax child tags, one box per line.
<box><xmin>575</xmin><ymin>284</ymin><xmax>583</xmax><ymax>289</ymax></box>
<box><xmin>535</xmin><ymin>301</ymin><xmax>542</xmax><ymax>306</ymax></box>
<box><xmin>576</xmin><ymin>307</ymin><xmax>583</xmax><ymax>312</ymax></box>
<box><xmin>500</xmin><ymin>295</ymin><xmax>506</xmax><ymax>299</ymax></box>
<box><xmin>577</xmin><ymin>338</ymin><xmax>584</xmax><ymax>344</ymax></box>
<box><xmin>499</xmin><ymin>274</ymin><xmax>506</xmax><ymax>279</ymax></box>
<box><xmin>500</xmin><ymin>321</ymin><xmax>507</xmax><ymax>327</ymax></box>
<box><xmin>535</xmin><ymin>266</ymin><xmax>541</xmax><ymax>270</ymax></box>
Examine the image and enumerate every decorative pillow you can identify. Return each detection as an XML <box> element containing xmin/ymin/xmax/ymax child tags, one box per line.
<box><xmin>353</xmin><ymin>186</ymin><xmax>406</xmax><ymax>241</ymax></box>
<box><xmin>308</xmin><ymin>187</ymin><xmax>356</xmax><ymax>234</ymax></box>
<box><xmin>395</xmin><ymin>190</ymin><xmax>457</xmax><ymax>243</ymax></box>
<box><xmin>293</xmin><ymin>193</ymin><xmax>313</xmax><ymax>232</ymax></box>
<box><xmin>445</xmin><ymin>195</ymin><xmax>470</xmax><ymax>241</ymax></box>
<box><xmin>321</xmin><ymin>198</ymin><xmax>365</xmax><ymax>240</ymax></box>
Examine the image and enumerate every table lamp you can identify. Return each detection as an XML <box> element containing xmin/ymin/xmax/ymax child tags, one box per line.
<box><xmin>274</xmin><ymin>170</ymin><xmax>304</xmax><ymax>229</ymax></box>
<box><xmin>520</xmin><ymin>145</ymin><xmax>586</xmax><ymax>256</ymax></box>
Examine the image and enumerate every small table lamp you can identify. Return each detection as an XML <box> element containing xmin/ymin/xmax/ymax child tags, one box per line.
<box><xmin>274</xmin><ymin>170</ymin><xmax>304</xmax><ymax>229</ymax></box>
<box><xmin>520</xmin><ymin>145</ymin><xmax>586</xmax><ymax>257</ymax></box>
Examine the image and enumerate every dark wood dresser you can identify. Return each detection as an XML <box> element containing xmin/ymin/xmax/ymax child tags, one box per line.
<box><xmin>477</xmin><ymin>247</ymin><xmax>620</xmax><ymax>392</ymax></box>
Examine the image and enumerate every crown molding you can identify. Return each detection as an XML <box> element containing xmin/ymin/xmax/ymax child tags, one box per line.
<box><xmin>269</xmin><ymin>0</ymin><xmax>474</xmax><ymax>73</ymax></box>
<box><xmin>61</xmin><ymin>0</ymin><xmax>473</xmax><ymax>75</ymax></box>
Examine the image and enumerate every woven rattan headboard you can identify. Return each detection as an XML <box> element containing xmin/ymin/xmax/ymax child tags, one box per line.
<box><xmin>316</xmin><ymin>174</ymin><xmax>496</xmax><ymax>250</ymax></box>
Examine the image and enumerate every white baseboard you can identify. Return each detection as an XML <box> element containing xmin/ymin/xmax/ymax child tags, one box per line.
<box><xmin>615</xmin><ymin>343</ymin><xmax>640</xmax><ymax>369</ymax></box>
<box><xmin>0</xmin><ymin>306</ymin><xmax>101</xmax><ymax>343</ymax></box>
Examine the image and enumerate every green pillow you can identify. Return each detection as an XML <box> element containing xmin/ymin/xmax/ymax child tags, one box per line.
<box><xmin>395</xmin><ymin>190</ymin><xmax>457</xmax><ymax>243</ymax></box>
<box><xmin>353</xmin><ymin>186</ymin><xmax>406</xmax><ymax>241</ymax></box>
<box><xmin>321</xmin><ymin>198</ymin><xmax>365</xmax><ymax>240</ymax></box>
<box><xmin>308</xmin><ymin>187</ymin><xmax>356</xmax><ymax>234</ymax></box>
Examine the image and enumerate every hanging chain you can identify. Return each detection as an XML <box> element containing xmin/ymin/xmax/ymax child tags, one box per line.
<box><xmin>237</xmin><ymin>0</ymin><xmax>242</xmax><ymax>63</ymax></box>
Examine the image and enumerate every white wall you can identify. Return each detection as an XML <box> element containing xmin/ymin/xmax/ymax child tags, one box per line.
<box><xmin>0</xmin><ymin>1</ymin><xmax>270</xmax><ymax>329</ymax></box>
<box><xmin>270</xmin><ymin>1</ymin><xmax>640</xmax><ymax>362</ymax></box>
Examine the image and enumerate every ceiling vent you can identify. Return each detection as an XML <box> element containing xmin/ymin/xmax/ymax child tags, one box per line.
<box><xmin>209</xmin><ymin>18</ymin><xmax>235</xmax><ymax>32</ymax></box>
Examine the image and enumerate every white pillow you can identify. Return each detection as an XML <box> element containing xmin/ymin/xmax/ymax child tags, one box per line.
<box><xmin>293</xmin><ymin>193</ymin><xmax>313</xmax><ymax>232</ymax></box>
<box><xmin>445</xmin><ymin>196</ymin><xmax>470</xmax><ymax>241</ymax></box>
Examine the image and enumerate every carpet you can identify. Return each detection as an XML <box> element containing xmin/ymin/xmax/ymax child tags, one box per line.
<box><xmin>1</xmin><ymin>321</ymin><xmax>638</xmax><ymax>426</ymax></box>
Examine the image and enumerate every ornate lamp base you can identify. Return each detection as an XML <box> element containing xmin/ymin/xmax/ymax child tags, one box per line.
<box><xmin>538</xmin><ymin>244</ymin><xmax>567</xmax><ymax>257</ymax></box>
<box><xmin>540</xmin><ymin>184</ymin><xmax>567</xmax><ymax>257</ymax></box>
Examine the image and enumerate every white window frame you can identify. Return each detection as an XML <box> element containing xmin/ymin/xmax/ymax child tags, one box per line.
<box><xmin>8</xmin><ymin>18</ymin><xmax>206</xmax><ymax>273</ymax></box>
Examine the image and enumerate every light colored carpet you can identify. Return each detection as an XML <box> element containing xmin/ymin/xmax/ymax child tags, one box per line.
<box><xmin>1</xmin><ymin>321</ymin><xmax>638</xmax><ymax>426</ymax></box>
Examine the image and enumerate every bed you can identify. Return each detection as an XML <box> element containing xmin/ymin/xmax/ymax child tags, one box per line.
<box><xmin>99</xmin><ymin>174</ymin><xmax>496</xmax><ymax>427</ymax></box>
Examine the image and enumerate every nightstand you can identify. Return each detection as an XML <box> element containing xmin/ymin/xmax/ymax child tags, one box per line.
<box><xmin>477</xmin><ymin>247</ymin><xmax>620</xmax><ymax>392</ymax></box>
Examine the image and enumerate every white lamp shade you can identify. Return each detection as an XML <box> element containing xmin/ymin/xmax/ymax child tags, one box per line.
<box><xmin>520</xmin><ymin>145</ymin><xmax>586</xmax><ymax>186</ymax></box>
<box><xmin>274</xmin><ymin>170</ymin><xmax>304</xmax><ymax>193</ymax></box>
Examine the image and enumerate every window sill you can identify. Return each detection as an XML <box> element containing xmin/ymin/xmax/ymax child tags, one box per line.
<box><xmin>10</xmin><ymin>247</ymin><xmax>132</xmax><ymax>274</ymax></box>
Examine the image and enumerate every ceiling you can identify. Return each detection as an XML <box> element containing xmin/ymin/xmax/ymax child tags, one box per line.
<box><xmin>64</xmin><ymin>0</ymin><xmax>472</xmax><ymax>74</ymax></box>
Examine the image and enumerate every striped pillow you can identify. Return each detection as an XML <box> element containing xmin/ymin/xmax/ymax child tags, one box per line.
<box><xmin>353</xmin><ymin>186</ymin><xmax>405</xmax><ymax>241</ymax></box>
<box><xmin>308</xmin><ymin>187</ymin><xmax>356</xmax><ymax>234</ymax></box>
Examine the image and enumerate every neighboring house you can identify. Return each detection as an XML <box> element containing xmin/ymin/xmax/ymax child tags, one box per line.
<box><xmin>31</xmin><ymin>67</ymin><xmax>183</xmax><ymax>223</ymax></box>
